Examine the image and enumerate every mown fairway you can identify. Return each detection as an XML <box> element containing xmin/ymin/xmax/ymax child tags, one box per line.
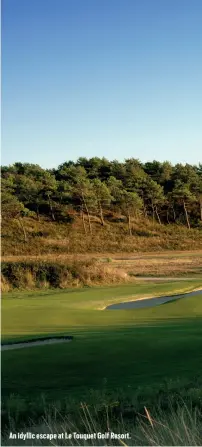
<box><xmin>2</xmin><ymin>280</ymin><xmax>202</xmax><ymax>402</ymax></box>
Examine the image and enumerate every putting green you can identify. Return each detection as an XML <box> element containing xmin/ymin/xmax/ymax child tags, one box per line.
<box><xmin>2</xmin><ymin>280</ymin><xmax>202</xmax><ymax>402</ymax></box>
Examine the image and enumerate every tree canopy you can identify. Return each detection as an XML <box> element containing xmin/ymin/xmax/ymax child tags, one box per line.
<box><xmin>1</xmin><ymin>158</ymin><xmax>202</xmax><ymax>234</ymax></box>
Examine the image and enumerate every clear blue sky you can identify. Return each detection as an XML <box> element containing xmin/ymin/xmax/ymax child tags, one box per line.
<box><xmin>2</xmin><ymin>0</ymin><xmax>202</xmax><ymax>168</ymax></box>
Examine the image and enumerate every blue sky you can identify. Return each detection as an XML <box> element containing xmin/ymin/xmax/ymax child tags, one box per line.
<box><xmin>2</xmin><ymin>0</ymin><xmax>202</xmax><ymax>168</ymax></box>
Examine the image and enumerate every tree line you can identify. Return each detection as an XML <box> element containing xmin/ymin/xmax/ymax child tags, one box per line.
<box><xmin>1</xmin><ymin>157</ymin><xmax>202</xmax><ymax>240</ymax></box>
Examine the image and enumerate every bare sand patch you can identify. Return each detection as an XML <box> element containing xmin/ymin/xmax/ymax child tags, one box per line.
<box><xmin>1</xmin><ymin>336</ymin><xmax>73</xmax><ymax>351</ymax></box>
<box><xmin>105</xmin><ymin>289</ymin><xmax>202</xmax><ymax>310</ymax></box>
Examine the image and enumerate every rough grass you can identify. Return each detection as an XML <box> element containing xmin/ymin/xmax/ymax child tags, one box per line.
<box><xmin>2</xmin><ymin>251</ymin><xmax>202</xmax><ymax>292</ymax></box>
<box><xmin>1</xmin><ymin>259</ymin><xmax>130</xmax><ymax>291</ymax></box>
<box><xmin>116</xmin><ymin>256</ymin><xmax>202</xmax><ymax>278</ymax></box>
<box><xmin>2</xmin><ymin>215</ymin><xmax>202</xmax><ymax>257</ymax></box>
<box><xmin>2</xmin><ymin>389</ymin><xmax>202</xmax><ymax>445</ymax></box>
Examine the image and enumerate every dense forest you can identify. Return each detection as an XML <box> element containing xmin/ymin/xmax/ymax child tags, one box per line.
<box><xmin>1</xmin><ymin>158</ymin><xmax>202</xmax><ymax>241</ymax></box>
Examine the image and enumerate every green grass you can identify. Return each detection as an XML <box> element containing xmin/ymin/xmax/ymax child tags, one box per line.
<box><xmin>2</xmin><ymin>280</ymin><xmax>202</xmax><ymax>442</ymax></box>
<box><xmin>2</xmin><ymin>320</ymin><xmax>202</xmax><ymax>398</ymax></box>
<box><xmin>2</xmin><ymin>281</ymin><xmax>202</xmax><ymax>400</ymax></box>
<box><xmin>2</xmin><ymin>281</ymin><xmax>201</xmax><ymax>338</ymax></box>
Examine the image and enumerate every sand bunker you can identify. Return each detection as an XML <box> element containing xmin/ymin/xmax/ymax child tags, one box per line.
<box><xmin>106</xmin><ymin>289</ymin><xmax>202</xmax><ymax>310</ymax></box>
<box><xmin>1</xmin><ymin>336</ymin><xmax>73</xmax><ymax>351</ymax></box>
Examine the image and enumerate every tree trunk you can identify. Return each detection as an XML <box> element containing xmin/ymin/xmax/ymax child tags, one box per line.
<box><xmin>82</xmin><ymin>194</ymin><xmax>92</xmax><ymax>234</ymax></box>
<box><xmin>81</xmin><ymin>206</ymin><xmax>87</xmax><ymax>235</ymax></box>
<box><xmin>172</xmin><ymin>205</ymin><xmax>176</xmax><ymax>222</ymax></box>
<box><xmin>183</xmin><ymin>200</ymin><xmax>190</xmax><ymax>229</ymax></box>
<box><xmin>99</xmin><ymin>201</ymin><xmax>105</xmax><ymax>226</ymax></box>
<box><xmin>166</xmin><ymin>209</ymin><xmax>170</xmax><ymax>224</ymax></box>
<box><xmin>127</xmin><ymin>212</ymin><xmax>132</xmax><ymax>236</ymax></box>
<box><xmin>141</xmin><ymin>193</ymin><xmax>147</xmax><ymax>218</ymax></box>
<box><xmin>36</xmin><ymin>204</ymin><xmax>40</xmax><ymax>221</ymax></box>
<box><xmin>143</xmin><ymin>203</ymin><xmax>148</xmax><ymax>219</ymax></box>
<box><xmin>47</xmin><ymin>194</ymin><xmax>55</xmax><ymax>221</ymax></box>
<box><xmin>199</xmin><ymin>198</ymin><xmax>202</xmax><ymax>221</ymax></box>
<box><xmin>17</xmin><ymin>217</ymin><xmax>28</xmax><ymax>242</ymax></box>
<box><xmin>155</xmin><ymin>206</ymin><xmax>161</xmax><ymax>224</ymax></box>
<box><xmin>151</xmin><ymin>202</ymin><xmax>155</xmax><ymax>222</ymax></box>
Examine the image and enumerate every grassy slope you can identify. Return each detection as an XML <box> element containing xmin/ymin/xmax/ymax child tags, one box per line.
<box><xmin>2</xmin><ymin>215</ymin><xmax>202</xmax><ymax>257</ymax></box>
<box><xmin>2</xmin><ymin>281</ymin><xmax>202</xmax><ymax>403</ymax></box>
<box><xmin>2</xmin><ymin>281</ymin><xmax>201</xmax><ymax>338</ymax></box>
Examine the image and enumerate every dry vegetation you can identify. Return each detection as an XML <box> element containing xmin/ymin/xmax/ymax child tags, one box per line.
<box><xmin>2</xmin><ymin>214</ymin><xmax>202</xmax><ymax>257</ymax></box>
<box><xmin>2</xmin><ymin>214</ymin><xmax>202</xmax><ymax>291</ymax></box>
<box><xmin>113</xmin><ymin>255</ymin><xmax>202</xmax><ymax>277</ymax></box>
<box><xmin>1</xmin><ymin>258</ymin><xmax>131</xmax><ymax>292</ymax></box>
<box><xmin>2</xmin><ymin>253</ymin><xmax>202</xmax><ymax>292</ymax></box>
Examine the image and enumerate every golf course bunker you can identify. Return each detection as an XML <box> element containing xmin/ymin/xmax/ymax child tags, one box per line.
<box><xmin>106</xmin><ymin>289</ymin><xmax>202</xmax><ymax>310</ymax></box>
<box><xmin>1</xmin><ymin>336</ymin><xmax>73</xmax><ymax>351</ymax></box>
